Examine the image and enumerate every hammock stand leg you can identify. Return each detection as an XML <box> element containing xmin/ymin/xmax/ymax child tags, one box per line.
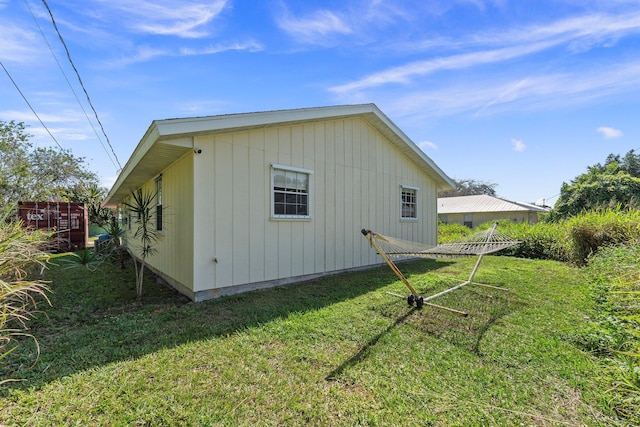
<box><xmin>463</xmin><ymin>222</ymin><xmax>510</xmax><ymax>292</ymax></box>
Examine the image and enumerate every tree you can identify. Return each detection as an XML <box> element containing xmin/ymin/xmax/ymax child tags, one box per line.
<box><xmin>64</xmin><ymin>183</ymin><xmax>113</xmax><ymax>227</ymax></box>
<box><xmin>0</xmin><ymin>120</ymin><xmax>99</xmax><ymax>206</ymax></box>
<box><xmin>551</xmin><ymin>150</ymin><xmax>640</xmax><ymax>220</ymax></box>
<box><xmin>591</xmin><ymin>149</ymin><xmax>640</xmax><ymax>178</ymax></box>
<box><xmin>438</xmin><ymin>178</ymin><xmax>498</xmax><ymax>198</ymax></box>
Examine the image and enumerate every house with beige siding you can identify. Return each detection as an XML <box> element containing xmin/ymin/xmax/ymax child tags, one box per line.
<box><xmin>438</xmin><ymin>195</ymin><xmax>550</xmax><ymax>228</ymax></box>
<box><xmin>104</xmin><ymin>104</ymin><xmax>454</xmax><ymax>302</ymax></box>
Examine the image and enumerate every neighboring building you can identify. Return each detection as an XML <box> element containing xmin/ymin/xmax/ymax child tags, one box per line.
<box><xmin>104</xmin><ymin>104</ymin><xmax>455</xmax><ymax>302</ymax></box>
<box><xmin>438</xmin><ymin>195</ymin><xmax>550</xmax><ymax>228</ymax></box>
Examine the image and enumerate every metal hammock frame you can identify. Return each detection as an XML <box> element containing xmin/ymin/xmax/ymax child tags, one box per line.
<box><xmin>361</xmin><ymin>222</ymin><xmax>520</xmax><ymax>316</ymax></box>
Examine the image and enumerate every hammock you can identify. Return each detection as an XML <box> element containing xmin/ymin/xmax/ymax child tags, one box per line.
<box><xmin>361</xmin><ymin>223</ymin><xmax>520</xmax><ymax>316</ymax></box>
<box><xmin>362</xmin><ymin>225</ymin><xmax>520</xmax><ymax>259</ymax></box>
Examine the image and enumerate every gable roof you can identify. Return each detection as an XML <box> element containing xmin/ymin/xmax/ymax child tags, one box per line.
<box><xmin>105</xmin><ymin>104</ymin><xmax>455</xmax><ymax>206</ymax></box>
<box><xmin>437</xmin><ymin>195</ymin><xmax>550</xmax><ymax>214</ymax></box>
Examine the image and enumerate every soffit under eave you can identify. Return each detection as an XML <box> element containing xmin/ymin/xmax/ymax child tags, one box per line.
<box><xmin>105</xmin><ymin>141</ymin><xmax>191</xmax><ymax>206</ymax></box>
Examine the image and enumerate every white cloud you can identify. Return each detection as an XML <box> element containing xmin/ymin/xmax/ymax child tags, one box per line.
<box><xmin>511</xmin><ymin>138</ymin><xmax>525</xmax><ymax>152</ymax></box>
<box><xmin>330</xmin><ymin>41</ymin><xmax>556</xmax><ymax>94</ymax></box>
<box><xmin>0</xmin><ymin>22</ymin><xmax>42</xmax><ymax>63</ymax></box>
<box><xmin>329</xmin><ymin>10</ymin><xmax>640</xmax><ymax>94</ymax></box>
<box><xmin>180</xmin><ymin>40</ymin><xmax>264</xmax><ymax>56</ymax></box>
<box><xmin>418</xmin><ymin>140</ymin><xmax>438</xmax><ymax>150</ymax></box>
<box><xmin>597</xmin><ymin>126</ymin><xmax>623</xmax><ymax>139</ymax></box>
<box><xmin>358</xmin><ymin>60</ymin><xmax>640</xmax><ymax>120</ymax></box>
<box><xmin>275</xmin><ymin>7</ymin><xmax>352</xmax><ymax>44</ymax></box>
<box><xmin>108</xmin><ymin>40</ymin><xmax>263</xmax><ymax>67</ymax></box>
<box><xmin>95</xmin><ymin>0</ymin><xmax>228</xmax><ymax>38</ymax></box>
<box><xmin>0</xmin><ymin>108</ymin><xmax>82</xmax><ymax>124</ymax></box>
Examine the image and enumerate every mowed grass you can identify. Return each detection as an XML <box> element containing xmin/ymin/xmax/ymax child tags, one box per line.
<box><xmin>0</xmin><ymin>255</ymin><xmax>616</xmax><ymax>426</ymax></box>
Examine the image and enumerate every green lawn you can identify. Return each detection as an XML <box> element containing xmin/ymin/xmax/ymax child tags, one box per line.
<box><xmin>0</xmin><ymin>255</ymin><xmax>618</xmax><ymax>426</ymax></box>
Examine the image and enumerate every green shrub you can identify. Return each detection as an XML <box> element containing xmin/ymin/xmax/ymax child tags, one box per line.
<box><xmin>498</xmin><ymin>221</ymin><xmax>571</xmax><ymax>262</ymax></box>
<box><xmin>437</xmin><ymin>222</ymin><xmax>472</xmax><ymax>244</ymax></box>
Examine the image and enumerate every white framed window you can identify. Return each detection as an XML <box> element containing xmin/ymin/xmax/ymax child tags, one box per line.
<box><xmin>401</xmin><ymin>185</ymin><xmax>418</xmax><ymax>220</ymax></box>
<box><xmin>271</xmin><ymin>164</ymin><xmax>312</xmax><ymax>219</ymax></box>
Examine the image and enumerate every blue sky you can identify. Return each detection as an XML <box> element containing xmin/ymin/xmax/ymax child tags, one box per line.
<box><xmin>1</xmin><ymin>0</ymin><xmax>639</xmax><ymax>205</ymax></box>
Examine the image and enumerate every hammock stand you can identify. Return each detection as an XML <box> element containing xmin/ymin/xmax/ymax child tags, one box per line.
<box><xmin>361</xmin><ymin>222</ymin><xmax>520</xmax><ymax>316</ymax></box>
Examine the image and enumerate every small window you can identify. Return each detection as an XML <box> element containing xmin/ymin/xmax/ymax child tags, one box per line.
<box><xmin>155</xmin><ymin>175</ymin><xmax>163</xmax><ymax>231</ymax></box>
<box><xmin>272</xmin><ymin>164</ymin><xmax>312</xmax><ymax>219</ymax></box>
<box><xmin>401</xmin><ymin>186</ymin><xmax>418</xmax><ymax>220</ymax></box>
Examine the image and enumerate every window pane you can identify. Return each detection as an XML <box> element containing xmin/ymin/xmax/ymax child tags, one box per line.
<box><xmin>295</xmin><ymin>172</ymin><xmax>308</xmax><ymax>191</ymax></box>
<box><xmin>285</xmin><ymin>204</ymin><xmax>297</xmax><ymax>215</ymax></box>
<box><xmin>273</xmin><ymin>169</ymin><xmax>286</xmax><ymax>188</ymax></box>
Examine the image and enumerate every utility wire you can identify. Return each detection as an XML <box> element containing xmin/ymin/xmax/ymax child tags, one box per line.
<box><xmin>24</xmin><ymin>0</ymin><xmax>119</xmax><ymax>172</ymax></box>
<box><xmin>0</xmin><ymin>60</ymin><xmax>63</xmax><ymax>150</ymax></box>
<box><xmin>40</xmin><ymin>0</ymin><xmax>123</xmax><ymax>172</ymax></box>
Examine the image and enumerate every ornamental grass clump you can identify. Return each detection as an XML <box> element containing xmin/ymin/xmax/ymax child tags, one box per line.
<box><xmin>0</xmin><ymin>205</ymin><xmax>51</xmax><ymax>384</ymax></box>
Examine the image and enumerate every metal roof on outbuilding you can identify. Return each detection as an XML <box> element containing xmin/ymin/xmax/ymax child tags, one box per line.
<box><xmin>438</xmin><ymin>195</ymin><xmax>550</xmax><ymax>214</ymax></box>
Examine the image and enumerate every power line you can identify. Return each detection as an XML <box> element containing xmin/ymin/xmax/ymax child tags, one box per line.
<box><xmin>0</xmin><ymin>60</ymin><xmax>63</xmax><ymax>150</ymax></box>
<box><xmin>40</xmin><ymin>0</ymin><xmax>123</xmax><ymax>172</ymax></box>
<box><xmin>24</xmin><ymin>0</ymin><xmax>119</xmax><ymax>172</ymax></box>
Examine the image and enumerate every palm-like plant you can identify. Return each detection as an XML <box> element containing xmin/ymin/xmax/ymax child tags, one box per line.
<box><xmin>122</xmin><ymin>189</ymin><xmax>159</xmax><ymax>299</ymax></box>
<box><xmin>0</xmin><ymin>205</ymin><xmax>51</xmax><ymax>384</ymax></box>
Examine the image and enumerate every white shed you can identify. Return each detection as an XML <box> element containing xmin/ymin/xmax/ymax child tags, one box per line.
<box><xmin>105</xmin><ymin>104</ymin><xmax>454</xmax><ymax>301</ymax></box>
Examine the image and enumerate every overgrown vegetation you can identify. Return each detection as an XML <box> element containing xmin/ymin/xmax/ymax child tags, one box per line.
<box><xmin>440</xmin><ymin>208</ymin><xmax>640</xmax><ymax>265</ymax></box>
<box><xmin>583</xmin><ymin>244</ymin><xmax>640</xmax><ymax>423</ymax></box>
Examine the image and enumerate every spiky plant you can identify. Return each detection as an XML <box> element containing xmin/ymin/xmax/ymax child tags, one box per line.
<box><xmin>122</xmin><ymin>189</ymin><xmax>159</xmax><ymax>299</ymax></box>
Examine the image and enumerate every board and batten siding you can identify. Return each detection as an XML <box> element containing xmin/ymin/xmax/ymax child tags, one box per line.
<box><xmin>122</xmin><ymin>153</ymin><xmax>195</xmax><ymax>298</ymax></box>
<box><xmin>189</xmin><ymin>116</ymin><xmax>438</xmax><ymax>299</ymax></box>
